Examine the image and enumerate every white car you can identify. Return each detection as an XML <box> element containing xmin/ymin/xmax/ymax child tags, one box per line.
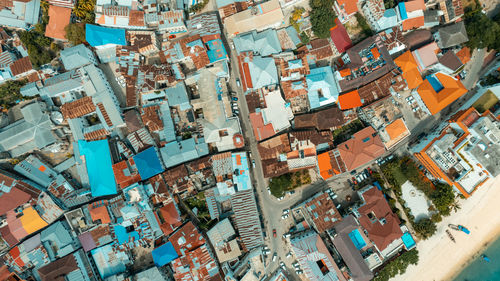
<box><xmin>282</xmin><ymin>233</ymin><xmax>291</xmax><ymax>239</ymax></box>
<box><xmin>280</xmin><ymin>261</ymin><xmax>286</xmax><ymax>270</ymax></box>
<box><xmin>281</xmin><ymin>214</ymin><xmax>289</xmax><ymax>219</ymax></box>
<box><xmin>286</xmin><ymin>252</ymin><xmax>292</xmax><ymax>258</ymax></box>
<box><xmin>282</xmin><ymin>209</ymin><xmax>290</xmax><ymax>215</ymax></box>
<box><xmin>272</xmin><ymin>253</ymin><xmax>277</xmax><ymax>262</ymax></box>
<box><xmin>267</xmin><ymin>187</ymin><xmax>271</xmax><ymax>195</ymax></box>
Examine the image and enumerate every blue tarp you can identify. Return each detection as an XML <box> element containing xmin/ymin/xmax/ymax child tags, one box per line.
<box><xmin>78</xmin><ymin>139</ymin><xmax>117</xmax><ymax>197</ymax></box>
<box><xmin>133</xmin><ymin>146</ymin><xmax>164</xmax><ymax>180</ymax></box>
<box><xmin>85</xmin><ymin>24</ymin><xmax>126</xmax><ymax>47</ymax></box>
<box><xmin>152</xmin><ymin>242</ymin><xmax>178</xmax><ymax>266</ymax></box>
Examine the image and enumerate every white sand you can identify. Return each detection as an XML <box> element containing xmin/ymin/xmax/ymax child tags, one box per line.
<box><xmin>393</xmin><ymin>175</ymin><xmax>500</xmax><ymax>281</ymax></box>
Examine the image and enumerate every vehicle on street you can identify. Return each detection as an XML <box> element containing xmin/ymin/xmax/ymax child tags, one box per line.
<box><xmin>232</xmin><ymin>97</ymin><xmax>238</xmax><ymax>101</ymax></box>
<box><xmin>267</xmin><ymin>187</ymin><xmax>271</xmax><ymax>194</ymax></box>
<box><xmin>273</xmin><ymin>229</ymin><xmax>277</xmax><ymax>238</ymax></box>
<box><xmin>286</xmin><ymin>251</ymin><xmax>292</xmax><ymax>258</ymax></box>
<box><xmin>282</xmin><ymin>233</ymin><xmax>291</xmax><ymax>239</ymax></box>
<box><xmin>351</xmin><ymin>177</ymin><xmax>358</xmax><ymax>185</ymax></box>
<box><xmin>350</xmin><ymin>170</ymin><xmax>357</xmax><ymax>175</ymax></box>
<box><xmin>236</xmin><ymin>78</ymin><xmax>241</xmax><ymax>87</ymax></box>
<box><xmin>272</xmin><ymin>253</ymin><xmax>277</xmax><ymax>262</ymax></box>
<box><xmin>252</xmin><ymin>159</ymin><xmax>256</xmax><ymax>168</ymax></box>
<box><xmin>281</xmin><ymin>214</ymin><xmax>289</xmax><ymax>219</ymax></box>
<box><xmin>282</xmin><ymin>209</ymin><xmax>290</xmax><ymax>215</ymax></box>
<box><xmin>280</xmin><ymin>261</ymin><xmax>286</xmax><ymax>270</ymax></box>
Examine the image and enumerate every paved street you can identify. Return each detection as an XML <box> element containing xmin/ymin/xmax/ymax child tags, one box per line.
<box><xmin>221</xmin><ymin>18</ymin><xmax>499</xmax><ymax>277</ymax></box>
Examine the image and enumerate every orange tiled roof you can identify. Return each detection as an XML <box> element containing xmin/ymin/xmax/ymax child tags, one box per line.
<box><xmin>44</xmin><ymin>5</ymin><xmax>71</xmax><ymax>40</ymax></box>
<box><xmin>337</xmin><ymin>0</ymin><xmax>358</xmax><ymax>15</ymax></box>
<box><xmin>394</xmin><ymin>51</ymin><xmax>423</xmax><ymax>89</ymax></box>
<box><xmin>402</xmin><ymin>16</ymin><xmax>425</xmax><ymax>31</ymax></box>
<box><xmin>405</xmin><ymin>0</ymin><xmax>425</xmax><ymax>12</ymax></box>
<box><xmin>417</xmin><ymin>73</ymin><xmax>467</xmax><ymax>115</ymax></box>
<box><xmin>385</xmin><ymin>118</ymin><xmax>409</xmax><ymax>141</ymax></box>
<box><xmin>317</xmin><ymin>151</ymin><xmax>334</xmax><ymax>180</ymax></box>
<box><xmin>456</xmin><ymin>47</ymin><xmax>471</xmax><ymax>64</ymax></box>
<box><xmin>338</xmin><ymin>90</ymin><xmax>362</xmax><ymax>110</ymax></box>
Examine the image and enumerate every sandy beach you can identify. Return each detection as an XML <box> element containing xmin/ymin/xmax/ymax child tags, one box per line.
<box><xmin>393</xmin><ymin>175</ymin><xmax>500</xmax><ymax>281</ymax></box>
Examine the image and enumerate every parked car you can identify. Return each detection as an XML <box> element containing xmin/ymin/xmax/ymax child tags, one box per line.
<box><xmin>283</xmin><ymin>209</ymin><xmax>290</xmax><ymax>215</ymax></box>
<box><xmin>236</xmin><ymin>78</ymin><xmax>241</xmax><ymax>87</ymax></box>
<box><xmin>350</xmin><ymin>169</ymin><xmax>357</xmax><ymax>175</ymax></box>
<box><xmin>280</xmin><ymin>261</ymin><xmax>286</xmax><ymax>270</ymax></box>
<box><xmin>286</xmin><ymin>252</ymin><xmax>292</xmax><ymax>258</ymax></box>
<box><xmin>351</xmin><ymin>177</ymin><xmax>358</xmax><ymax>185</ymax></box>
<box><xmin>232</xmin><ymin>96</ymin><xmax>238</xmax><ymax>101</ymax></box>
<box><xmin>252</xmin><ymin>159</ymin><xmax>256</xmax><ymax>168</ymax></box>
<box><xmin>281</xmin><ymin>214</ymin><xmax>289</xmax><ymax>220</ymax></box>
<box><xmin>273</xmin><ymin>229</ymin><xmax>277</xmax><ymax>238</ymax></box>
<box><xmin>367</xmin><ymin>167</ymin><xmax>373</xmax><ymax>175</ymax></box>
<box><xmin>272</xmin><ymin>253</ymin><xmax>277</xmax><ymax>262</ymax></box>
<box><xmin>282</xmin><ymin>233</ymin><xmax>291</xmax><ymax>239</ymax></box>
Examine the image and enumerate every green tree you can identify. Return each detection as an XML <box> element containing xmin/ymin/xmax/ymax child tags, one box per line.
<box><xmin>414</xmin><ymin>218</ymin><xmax>437</xmax><ymax>239</ymax></box>
<box><xmin>464</xmin><ymin>5</ymin><xmax>500</xmax><ymax>51</ymax></box>
<box><xmin>299</xmin><ymin>32</ymin><xmax>310</xmax><ymax>44</ymax></box>
<box><xmin>64</xmin><ymin>23</ymin><xmax>86</xmax><ymax>46</ymax></box>
<box><xmin>309</xmin><ymin>0</ymin><xmax>337</xmax><ymax>38</ymax></box>
<box><xmin>374</xmin><ymin>249</ymin><xmax>419</xmax><ymax>281</ymax></box>
<box><xmin>430</xmin><ymin>183</ymin><xmax>455</xmax><ymax>216</ymax></box>
<box><xmin>0</xmin><ymin>80</ymin><xmax>28</xmax><ymax>109</ymax></box>
<box><xmin>355</xmin><ymin>13</ymin><xmax>374</xmax><ymax>38</ymax></box>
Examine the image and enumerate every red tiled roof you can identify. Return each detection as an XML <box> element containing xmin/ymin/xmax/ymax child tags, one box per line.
<box><xmin>88</xmin><ymin>201</ymin><xmax>111</xmax><ymax>224</ymax></box>
<box><xmin>249</xmin><ymin>112</ymin><xmax>275</xmax><ymax>141</ymax></box>
<box><xmin>140</xmin><ymin>105</ymin><xmax>163</xmax><ymax>132</ymax></box>
<box><xmin>112</xmin><ymin>159</ymin><xmax>141</xmax><ymax>189</ymax></box>
<box><xmin>169</xmin><ymin>221</ymin><xmax>205</xmax><ymax>255</ymax></box>
<box><xmin>357</xmin><ymin>186</ymin><xmax>403</xmax><ymax>251</ymax></box>
<box><xmin>155</xmin><ymin>202</ymin><xmax>182</xmax><ymax>236</ymax></box>
<box><xmin>9</xmin><ymin>57</ymin><xmax>32</xmax><ymax>76</ymax></box>
<box><xmin>44</xmin><ymin>5</ymin><xmax>71</xmax><ymax>40</ymax></box>
<box><xmin>84</xmin><ymin>129</ymin><xmax>109</xmax><ymax>141</ymax></box>
<box><xmin>337</xmin><ymin>126</ymin><xmax>385</xmax><ymax>171</ymax></box>
<box><xmin>304</xmin><ymin>192</ymin><xmax>342</xmax><ymax>232</ymax></box>
<box><xmin>330</xmin><ymin>18</ymin><xmax>352</xmax><ymax>53</ymax></box>
<box><xmin>129</xmin><ymin>10</ymin><xmax>145</xmax><ymax>26</ymax></box>
<box><xmin>60</xmin><ymin>96</ymin><xmax>96</xmax><ymax>119</ymax></box>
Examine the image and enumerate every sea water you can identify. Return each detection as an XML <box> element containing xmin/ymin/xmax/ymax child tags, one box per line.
<box><xmin>454</xmin><ymin>235</ymin><xmax>500</xmax><ymax>281</ymax></box>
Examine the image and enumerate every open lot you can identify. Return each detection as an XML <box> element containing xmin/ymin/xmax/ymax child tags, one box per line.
<box><xmin>472</xmin><ymin>90</ymin><xmax>499</xmax><ymax>112</ymax></box>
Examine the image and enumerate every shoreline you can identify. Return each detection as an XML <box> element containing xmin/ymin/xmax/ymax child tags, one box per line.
<box><xmin>445</xmin><ymin>226</ymin><xmax>500</xmax><ymax>281</ymax></box>
<box><xmin>393</xmin><ymin>175</ymin><xmax>500</xmax><ymax>281</ymax></box>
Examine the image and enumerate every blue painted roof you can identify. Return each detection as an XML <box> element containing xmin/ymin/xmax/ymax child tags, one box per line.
<box><xmin>85</xmin><ymin>24</ymin><xmax>126</xmax><ymax>47</ymax></box>
<box><xmin>152</xmin><ymin>242</ymin><xmax>178</xmax><ymax>266</ymax></box>
<box><xmin>426</xmin><ymin>75</ymin><xmax>444</xmax><ymax>92</ymax></box>
<box><xmin>398</xmin><ymin>2</ymin><xmax>408</xmax><ymax>20</ymax></box>
<box><xmin>206</xmin><ymin>39</ymin><xmax>227</xmax><ymax>63</ymax></box>
<box><xmin>133</xmin><ymin>146</ymin><xmax>164</xmax><ymax>180</ymax></box>
<box><xmin>77</xmin><ymin>139</ymin><xmax>117</xmax><ymax>197</ymax></box>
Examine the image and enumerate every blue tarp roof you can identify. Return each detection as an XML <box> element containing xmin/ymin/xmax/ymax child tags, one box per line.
<box><xmin>398</xmin><ymin>2</ymin><xmax>408</xmax><ymax>20</ymax></box>
<box><xmin>206</xmin><ymin>39</ymin><xmax>227</xmax><ymax>63</ymax></box>
<box><xmin>152</xmin><ymin>242</ymin><xmax>178</xmax><ymax>266</ymax></box>
<box><xmin>133</xmin><ymin>146</ymin><xmax>164</xmax><ymax>180</ymax></box>
<box><xmin>85</xmin><ymin>24</ymin><xmax>126</xmax><ymax>47</ymax></box>
<box><xmin>77</xmin><ymin>139</ymin><xmax>117</xmax><ymax>197</ymax></box>
<box><xmin>113</xmin><ymin>225</ymin><xmax>140</xmax><ymax>245</ymax></box>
